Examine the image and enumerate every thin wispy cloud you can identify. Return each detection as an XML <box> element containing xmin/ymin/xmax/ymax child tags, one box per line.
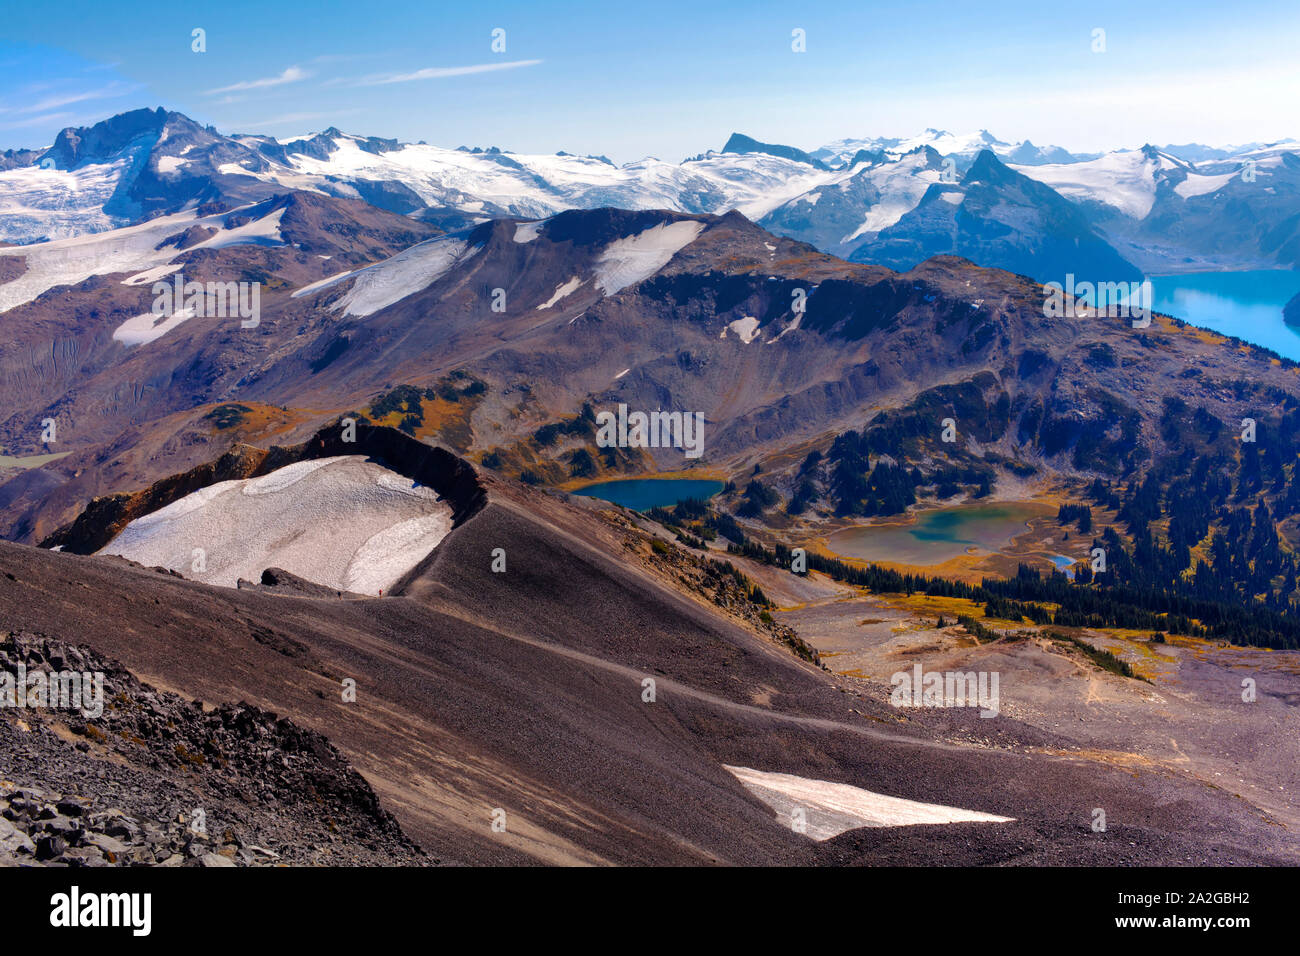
<box><xmin>20</xmin><ymin>84</ymin><xmax>138</xmax><ymax>114</ymax></box>
<box><xmin>0</xmin><ymin>110</ymin><xmax>74</xmax><ymax>129</ymax></box>
<box><xmin>205</xmin><ymin>66</ymin><xmax>311</xmax><ymax>96</ymax></box>
<box><xmin>358</xmin><ymin>59</ymin><xmax>541</xmax><ymax>86</ymax></box>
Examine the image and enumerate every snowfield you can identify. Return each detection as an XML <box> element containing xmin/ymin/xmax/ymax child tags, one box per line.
<box><xmin>99</xmin><ymin>456</ymin><xmax>453</xmax><ymax>595</ymax></box>
<box><xmin>836</xmin><ymin>151</ymin><xmax>946</xmax><ymax>244</ymax></box>
<box><xmin>121</xmin><ymin>263</ymin><xmax>184</xmax><ymax>287</ymax></box>
<box><xmin>155</xmin><ymin>155</ymin><xmax>190</xmax><ymax>175</ymax></box>
<box><xmin>538</xmin><ymin>276</ymin><xmax>583</xmax><ymax>309</ymax></box>
<box><xmin>289</xmin><ymin>136</ymin><xmax>561</xmax><ymax>220</ymax></box>
<box><xmin>725</xmin><ymin>765</ymin><xmax>1015</xmax><ymax>840</ymax></box>
<box><xmin>291</xmin><ymin>268</ymin><xmax>358</xmax><ymax>299</ymax></box>
<box><xmin>332</xmin><ymin>234</ymin><xmax>479</xmax><ymax>316</ymax></box>
<box><xmin>513</xmin><ymin>219</ymin><xmax>545</xmax><ymax>243</ymax></box>
<box><xmin>1013</xmin><ymin>150</ymin><xmax>1173</xmax><ymax>219</ymax></box>
<box><xmin>276</xmin><ymin>133</ymin><xmax>832</xmax><ymax>223</ymax></box>
<box><xmin>593</xmin><ymin>220</ymin><xmax>704</xmax><ymax>295</ymax></box>
<box><xmin>815</xmin><ymin>128</ymin><xmax>1021</xmax><ymax>166</ymax></box>
<box><xmin>112</xmin><ymin>306</ymin><xmax>195</xmax><ymax>346</ymax></box>
<box><xmin>722</xmin><ymin>316</ymin><xmax>760</xmax><ymax>343</ymax></box>
<box><xmin>0</xmin><ymin>154</ymin><xmax>139</xmax><ymax>243</ymax></box>
<box><xmin>0</xmin><ymin>203</ymin><xmax>286</xmax><ymax>314</ymax></box>
<box><xmin>1173</xmin><ymin>169</ymin><xmax>1239</xmax><ymax>199</ymax></box>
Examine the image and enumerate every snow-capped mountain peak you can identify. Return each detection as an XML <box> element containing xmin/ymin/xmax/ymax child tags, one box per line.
<box><xmin>2</xmin><ymin>108</ymin><xmax>1298</xmax><ymax>280</ymax></box>
<box><xmin>809</xmin><ymin>129</ymin><xmax>1081</xmax><ymax>168</ymax></box>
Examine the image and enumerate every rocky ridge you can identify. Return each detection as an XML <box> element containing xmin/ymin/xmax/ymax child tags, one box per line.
<box><xmin>0</xmin><ymin>632</ymin><xmax>427</xmax><ymax>867</ymax></box>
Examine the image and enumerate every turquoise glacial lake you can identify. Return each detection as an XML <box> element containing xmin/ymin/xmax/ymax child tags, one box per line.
<box><xmin>1148</xmin><ymin>270</ymin><xmax>1300</xmax><ymax>360</ymax></box>
<box><xmin>828</xmin><ymin>502</ymin><xmax>1052</xmax><ymax>566</ymax></box>
<box><xmin>573</xmin><ymin>478</ymin><xmax>725</xmax><ymax>511</ymax></box>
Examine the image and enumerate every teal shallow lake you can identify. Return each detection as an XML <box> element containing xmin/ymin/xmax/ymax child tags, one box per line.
<box><xmin>573</xmin><ymin>478</ymin><xmax>725</xmax><ymax>511</ymax></box>
<box><xmin>1148</xmin><ymin>270</ymin><xmax>1300</xmax><ymax>360</ymax></box>
<box><xmin>828</xmin><ymin>502</ymin><xmax>1050</xmax><ymax>565</ymax></box>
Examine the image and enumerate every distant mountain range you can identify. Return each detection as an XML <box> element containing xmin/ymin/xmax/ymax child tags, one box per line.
<box><xmin>0</xmin><ymin>189</ymin><xmax>1292</xmax><ymax>545</ymax></box>
<box><xmin>2</xmin><ymin>107</ymin><xmax>1298</xmax><ymax>283</ymax></box>
<box><xmin>808</xmin><ymin>128</ymin><xmax>1090</xmax><ymax>167</ymax></box>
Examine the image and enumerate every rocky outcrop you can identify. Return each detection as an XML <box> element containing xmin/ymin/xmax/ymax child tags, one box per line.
<box><xmin>850</xmin><ymin>150</ymin><xmax>1142</xmax><ymax>283</ymax></box>
<box><xmin>721</xmin><ymin>133</ymin><xmax>829</xmax><ymax>169</ymax></box>
<box><xmin>45</xmin><ymin>108</ymin><xmax>169</xmax><ymax>169</ymax></box>
<box><xmin>239</xmin><ymin>566</ymin><xmax>362</xmax><ymax>598</ymax></box>
<box><xmin>0</xmin><ymin>632</ymin><xmax>426</xmax><ymax>866</ymax></box>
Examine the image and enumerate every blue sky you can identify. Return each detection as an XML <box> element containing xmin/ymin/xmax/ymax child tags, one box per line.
<box><xmin>1</xmin><ymin>0</ymin><xmax>1297</xmax><ymax>162</ymax></box>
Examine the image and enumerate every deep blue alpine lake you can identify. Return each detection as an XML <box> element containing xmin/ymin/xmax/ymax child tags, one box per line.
<box><xmin>1148</xmin><ymin>270</ymin><xmax>1300</xmax><ymax>360</ymax></box>
<box><xmin>573</xmin><ymin>478</ymin><xmax>725</xmax><ymax>511</ymax></box>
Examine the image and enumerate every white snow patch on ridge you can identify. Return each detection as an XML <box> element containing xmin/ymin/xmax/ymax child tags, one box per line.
<box><xmin>292</xmin><ymin>268</ymin><xmax>357</xmax><ymax>299</ymax></box>
<box><xmin>725</xmin><ymin>765</ymin><xmax>1015</xmax><ymax>841</ymax></box>
<box><xmin>513</xmin><ymin>220</ymin><xmax>544</xmax><ymax>243</ymax></box>
<box><xmin>113</xmin><ymin>307</ymin><xmax>196</xmax><ymax>347</ymax></box>
<box><xmin>98</xmin><ymin>456</ymin><xmax>453</xmax><ymax>596</ymax></box>
<box><xmin>204</xmin><ymin>207</ymin><xmax>286</xmax><ymax>249</ymax></box>
<box><xmin>722</xmin><ymin>316</ymin><xmax>760</xmax><ymax>343</ymax></box>
<box><xmin>121</xmin><ymin>264</ymin><xmax>183</xmax><ymax>287</ymax></box>
<box><xmin>538</xmin><ymin>276</ymin><xmax>583</xmax><ymax>309</ymax></box>
<box><xmin>333</xmin><ymin>234</ymin><xmax>477</xmax><ymax>317</ymax></box>
<box><xmin>156</xmin><ymin>156</ymin><xmax>189</xmax><ymax>175</ymax></box>
<box><xmin>593</xmin><ymin>220</ymin><xmax>704</xmax><ymax>296</ymax></box>
<box><xmin>1173</xmin><ymin>170</ymin><xmax>1237</xmax><ymax>199</ymax></box>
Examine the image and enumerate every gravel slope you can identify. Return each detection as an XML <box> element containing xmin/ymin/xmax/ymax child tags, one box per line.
<box><xmin>2</xmin><ymin>473</ymin><xmax>1292</xmax><ymax>865</ymax></box>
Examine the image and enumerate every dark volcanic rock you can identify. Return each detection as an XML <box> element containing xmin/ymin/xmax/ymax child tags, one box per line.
<box><xmin>722</xmin><ymin>133</ymin><xmax>829</xmax><ymax>170</ymax></box>
<box><xmin>0</xmin><ymin>631</ymin><xmax>426</xmax><ymax>867</ymax></box>
<box><xmin>0</xmin><ymin>148</ymin><xmax>42</xmax><ymax>172</ymax></box>
<box><xmin>0</xmin><ymin>256</ymin><xmax>26</xmax><ymax>284</ymax></box>
<box><xmin>242</xmin><ymin>567</ymin><xmax>358</xmax><ymax>599</ymax></box>
<box><xmin>46</xmin><ymin>108</ymin><xmax>169</xmax><ymax>169</ymax></box>
<box><xmin>156</xmin><ymin>225</ymin><xmax>217</xmax><ymax>251</ymax></box>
